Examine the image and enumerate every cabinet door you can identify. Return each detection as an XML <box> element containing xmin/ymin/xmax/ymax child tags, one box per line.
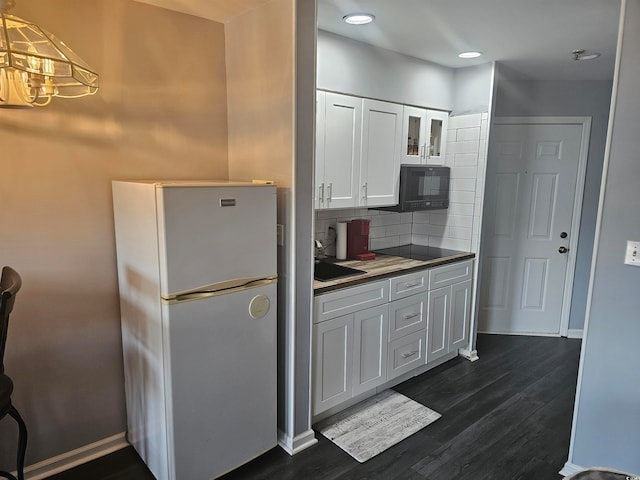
<box><xmin>315</xmin><ymin>91</ymin><xmax>327</xmax><ymax>209</ymax></box>
<box><xmin>322</xmin><ymin>93</ymin><xmax>362</xmax><ymax>209</ymax></box>
<box><xmin>401</xmin><ymin>106</ymin><xmax>428</xmax><ymax>165</ymax></box>
<box><xmin>360</xmin><ymin>99</ymin><xmax>403</xmax><ymax>207</ymax></box>
<box><xmin>426</xmin><ymin>286</ymin><xmax>450</xmax><ymax>363</ymax></box>
<box><xmin>425</xmin><ymin>110</ymin><xmax>449</xmax><ymax>164</ymax></box>
<box><xmin>312</xmin><ymin>315</ymin><xmax>353</xmax><ymax>415</ymax></box>
<box><xmin>450</xmin><ymin>280</ymin><xmax>472</xmax><ymax>350</ymax></box>
<box><xmin>352</xmin><ymin>305</ymin><xmax>388</xmax><ymax>396</ymax></box>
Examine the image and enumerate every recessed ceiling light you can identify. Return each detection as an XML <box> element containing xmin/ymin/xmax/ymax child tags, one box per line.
<box><xmin>343</xmin><ymin>13</ymin><xmax>375</xmax><ymax>25</ymax></box>
<box><xmin>458</xmin><ymin>51</ymin><xmax>483</xmax><ymax>59</ymax></box>
<box><xmin>572</xmin><ymin>49</ymin><xmax>601</xmax><ymax>61</ymax></box>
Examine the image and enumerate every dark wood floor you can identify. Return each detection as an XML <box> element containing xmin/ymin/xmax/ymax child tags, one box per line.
<box><xmin>46</xmin><ymin>334</ymin><xmax>581</xmax><ymax>480</ymax></box>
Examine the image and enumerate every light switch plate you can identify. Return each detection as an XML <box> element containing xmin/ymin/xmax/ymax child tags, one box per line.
<box><xmin>624</xmin><ymin>240</ymin><xmax>640</xmax><ymax>266</ymax></box>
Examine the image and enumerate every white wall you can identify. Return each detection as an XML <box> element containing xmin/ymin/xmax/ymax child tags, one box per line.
<box><xmin>565</xmin><ymin>0</ymin><xmax>640</xmax><ymax>473</ymax></box>
<box><xmin>452</xmin><ymin>63</ymin><xmax>494</xmax><ymax>116</ymax></box>
<box><xmin>317</xmin><ymin>30</ymin><xmax>454</xmax><ymax>111</ymax></box>
<box><xmin>494</xmin><ymin>76</ymin><xmax>613</xmax><ymax>331</ymax></box>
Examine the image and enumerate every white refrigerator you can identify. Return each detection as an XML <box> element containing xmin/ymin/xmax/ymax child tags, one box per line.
<box><xmin>112</xmin><ymin>180</ymin><xmax>278</xmax><ymax>480</ymax></box>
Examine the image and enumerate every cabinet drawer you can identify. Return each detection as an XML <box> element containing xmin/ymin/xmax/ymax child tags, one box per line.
<box><xmin>388</xmin><ymin>294</ymin><xmax>427</xmax><ymax>341</ymax></box>
<box><xmin>428</xmin><ymin>260</ymin><xmax>473</xmax><ymax>290</ymax></box>
<box><xmin>387</xmin><ymin>330</ymin><xmax>425</xmax><ymax>380</ymax></box>
<box><xmin>389</xmin><ymin>270</ymin><xmax>428</xmax><ymax>301</ymax></box>
<box><xmin>314</xmin><ymin>280</ymin><xmax>389</xmax><ymax>324</ymax></box>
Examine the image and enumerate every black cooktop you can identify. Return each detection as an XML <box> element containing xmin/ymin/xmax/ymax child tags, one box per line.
<box><xmin>372</xmin><ymin>245</ymin><xmax>466</xmax><ymax>261</ymax></box>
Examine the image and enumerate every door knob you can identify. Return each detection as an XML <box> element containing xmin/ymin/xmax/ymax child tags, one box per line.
<box><xmin>558</xmin><ymin>246</ymin><xmax>569</xmax><ymax>254</ymax></box>
<box><xmin>560</xmin><ymin>232</ymin><xmax>568</xmax><ymax>239</ymax></box>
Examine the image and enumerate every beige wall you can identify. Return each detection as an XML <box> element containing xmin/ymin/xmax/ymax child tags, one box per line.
<box><xmin>0</xmin><ymin>0</ymin><xmax>229</xmax><ymax>466</ymax></box>
<box><xmin>226</xmin><ymin>0</ymin><xmax>318</xmax><ymax>451</ymax></box>
<box><xmin>225</xmin><ymin>0</ymin><xmax>295</xmax><ymax>186</ymax></box>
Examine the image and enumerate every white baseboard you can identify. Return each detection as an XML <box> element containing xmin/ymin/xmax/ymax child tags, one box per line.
<box><xmin>458</xmin><ymin>348</ymin><xmax>479</xmax><ymax>362</ymax></box>
<box><xmin>566</xmin><ymin>329</ymin><xmax>584</xmax><ymax>339</ymax></box>
<box><xmin>19</xmin><ymin>432</ymin><xmax>128</xmax><ymax>480</ymax></box>
<box><xmin>559</xmin><ymin>462</ymin><xmax>583</xmax><ymax>477</ymax></box>
<box><xmin>277</xmin><ymin>429</ymin><xmax>317</xmax><ymax>456</ymax></box>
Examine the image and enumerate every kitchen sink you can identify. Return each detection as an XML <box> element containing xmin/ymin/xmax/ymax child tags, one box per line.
<box><xmin>314</xmin><ymin>261</ymin><xmax>365</xmax><ymax>282</ymax></box>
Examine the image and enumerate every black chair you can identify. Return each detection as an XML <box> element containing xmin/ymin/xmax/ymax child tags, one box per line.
<box><xmin>0</xmin><ymin>267</ymin><xmax>27</xmax><ymax>480</ymax></box>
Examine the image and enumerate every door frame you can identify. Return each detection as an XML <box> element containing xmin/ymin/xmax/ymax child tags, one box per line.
<box><xmin>487</xmin><ymin>116</ymin><xmax>592</xmax><ymax>337</ymax></box>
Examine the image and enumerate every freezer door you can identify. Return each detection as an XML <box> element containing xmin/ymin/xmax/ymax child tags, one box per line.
<box><xmin>163</xmin><ymin>283</ymin><xmax>277</xmax><ymax>480</ymax></box>
<box><xmin>156</xmin><ymin>185</ymin><xmax>277</xmax><ymax>296</ymax></box>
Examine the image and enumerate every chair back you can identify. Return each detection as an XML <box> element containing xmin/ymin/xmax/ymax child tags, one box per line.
<box><xmin>0</xmin><ymin>266</ymin><xmax>22</xmax><ymax>374</ymax></box>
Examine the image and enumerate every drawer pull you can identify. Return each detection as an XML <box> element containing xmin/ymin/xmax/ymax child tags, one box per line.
<box><xmin>403</xmin><ymin>312</ymin><xmax>419</xmax><ymax>320</ymax></box>
<box><xmin>401</xmin><ymin>350</ymin><xmax>419</xmax><ymax>358</ymax></box>
<box><xmin>403</xmin><ymin>281</ymin><xmax>422</xmax><ymax>288</ymax></box>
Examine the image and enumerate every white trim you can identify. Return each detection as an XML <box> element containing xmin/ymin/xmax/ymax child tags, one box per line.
<box><xmin>560</xmin><ymin>461</ymin><xmax>584</xmax><ymax>476</ymax></box>
<box><xmin>566</xmin><ymin>329</ymin><xmax>583</xmax><ymax>339</ymax></box>
<box><xmin>492</xmin><ymin>116</ymin><xmax>592</xmax><ymax>338</ymax></box>
<box><xmin>566</xmin><ymin>0</ymin><xmax>626</xmax><ymax>468</ymax></box>
<box><xmin>458</xmin><ymin>348</ymin><xmax>479</xmax><ymax>362</ymax></box>
<box><xmin>477</xmin><ymin>330</ymin><xmax>560</xmax><ymax>337</ymax></box>
<box><xmin>277</xmin><ymin>429</ymin><xmax>318</xmax><ymax>456</ymax></box>
<box><xmin>17</xmin><ymin>433</ymin><xmax>128</xmax><ymax>480</ymax></box>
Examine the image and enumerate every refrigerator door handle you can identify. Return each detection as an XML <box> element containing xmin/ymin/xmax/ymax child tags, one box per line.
<box><xmin>162</xmin><ymin>275</ymin><xmax>277</xmax><ymax>305</ymax></box>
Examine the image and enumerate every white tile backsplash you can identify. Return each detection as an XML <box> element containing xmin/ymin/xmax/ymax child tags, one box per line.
<box><xmin>456</xmin><ymin>126</ymin><xmax>481</xmax><ymax>142</ymax></box>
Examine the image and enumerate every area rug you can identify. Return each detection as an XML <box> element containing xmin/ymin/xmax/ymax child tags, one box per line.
<box><xmin>315</xmin><ymin>389</ymin><xmax>441</xmax><ymax>462</ymax></box>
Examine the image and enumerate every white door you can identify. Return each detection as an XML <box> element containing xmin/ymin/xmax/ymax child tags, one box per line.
<box><xmin>166</xmin><ymin>282</ymin><xmax>277</xmax><ymax>480</ymax></box>
<box><xmin>425</xmin><ymin>110</ymin><xmax>449</xmax><ymax>164</ymax></box>
<box><xmin>320</xmin><ymin>92</ymin><xmax>362</xmax><ymax>209</ymax></box>
<box><xmin>156</xmin><ymin>184</ymin><xmax>277</xmax><ymax>295</ymax></box>
<box><xmin>360</xmin><ymin>99</ymin><xmax>403</xmax><ymax>207</ymax></box>
<box><xmin>352</xmin><ymin>304</ymin><xmax>388</xmax><ymax>396</ymax></box>
<box><xmin>479</xmin><ymin>119</ymin><xmax>589</xmax><ymax>335</ymax></box>
<box><xmin>401</xmin><ymin>105</ymin><xmax>427</xmax><ymax>165</ymax></box>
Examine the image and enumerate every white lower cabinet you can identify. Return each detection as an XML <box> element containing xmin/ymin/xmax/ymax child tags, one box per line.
<box><xmin>312</xmin><ymin>304</ymin><xmax>388</xmax><ymax>415</ymax></box>
<box><xmin>353</xmin><ymin>304</ymin><xmax>389</xmax><ymax>396</ymax></box>
<box><xmin>426</xmin><ymin>275</ymin><xmax>472</xmax><ymax>364</ymax></box>
<box><xmin>450</xmin><ymin>280</ymin><xmax>472</xmax><ymax>350</ymax></box>
<box><xmin>312</xmin><ymin>314</ymin><xmax>353</xmax><ymax>414</ymax></box>
<box><xmin>426</xmin><ymin>286</ymin><xmax>450</xmax><ymax>364</ymax></box>
<box><xmin>388</xmin><ymin>330</ymin><xmax>425</xmax><ymax>380</ymax></box>
<box><xmin>313</xmin><ymin>259</ymin><xmax>473</xmax><ymax>416</ymax></box>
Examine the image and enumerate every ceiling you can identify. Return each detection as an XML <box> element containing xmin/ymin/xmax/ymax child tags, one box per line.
<box><xmin>317</xmin><ymin>0</ymin><xmax>621</xmax><ymax>81</ymax></box>
<box><xmin>132</xmin><ymin>0</ymin><xmax>274</xmax><ymax>23</ymax></box>
<box><xmin>133</xmin><ymin>0</ymin><xmax>621</xmax><ymax>82</ymax></box>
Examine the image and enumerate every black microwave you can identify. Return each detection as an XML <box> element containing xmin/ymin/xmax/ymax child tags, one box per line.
<box><xmin>376</xmin><ymin>165</ymin><xmax>450</xmax><ymax>212</ymax></box>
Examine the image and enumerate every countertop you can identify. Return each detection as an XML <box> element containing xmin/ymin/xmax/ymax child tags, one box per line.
<box><xmin>313</xmin><ymin>251</ymin><xmax>475</xmax><ymax>295</ymax></box>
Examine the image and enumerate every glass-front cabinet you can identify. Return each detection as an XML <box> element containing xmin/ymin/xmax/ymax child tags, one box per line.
<box><xmin>401</xmin><ymin>106</ymin><xmax>449</xmax><ymax>165</ymax></box>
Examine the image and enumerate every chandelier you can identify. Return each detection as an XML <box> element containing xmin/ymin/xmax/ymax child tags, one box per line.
<box><xmin>0</xmin><ymin>0</ymin><xmax>98</xmax><ymax>107</ymax></box>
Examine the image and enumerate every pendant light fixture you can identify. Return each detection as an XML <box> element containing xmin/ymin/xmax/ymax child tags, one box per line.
<box><xmin>0</xmin><ymin>0</ymin><xmax>98</xmax><ymax>107</ymax></box>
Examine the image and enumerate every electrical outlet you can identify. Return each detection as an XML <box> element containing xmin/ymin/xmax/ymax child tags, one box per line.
<box><xmin>624</xmin><ymin>240</ymin><xmax>640</xmax><ymax>266</ymax></box>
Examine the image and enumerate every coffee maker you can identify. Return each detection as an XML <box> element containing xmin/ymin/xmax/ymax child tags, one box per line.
<box><xmin>347</xmin><ymin>219</ymin><xmax>376</xmax><ymax>260</ymax></box>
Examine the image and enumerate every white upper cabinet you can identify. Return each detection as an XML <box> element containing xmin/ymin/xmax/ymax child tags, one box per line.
<box><xmin>360</xmin><ymin>99</ymin><xmax>403</xmax><ymax>208</ymax></box>
<box><xmin>401</xmin><ymin>106</ymin><xmax>428</xmax><ymax>165</ymax></box>
<box><xmin>315</xmin><ymin>91</ymin><xmax>362</xmax><ymax>209</ymax></box>
<box><xmin>426</xmin><ymin>109</ymin><xmax>449</xmax><ymax>164</ymax></box>
<box><xmin>401</xmin><ymin>106</ymin><xmax>449</xmax><ymax>165</ymax></box>
<box><xmin>316</xmin><ymin>90</ymin><xmax>449</xmax><ymax>210</ymax></box>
